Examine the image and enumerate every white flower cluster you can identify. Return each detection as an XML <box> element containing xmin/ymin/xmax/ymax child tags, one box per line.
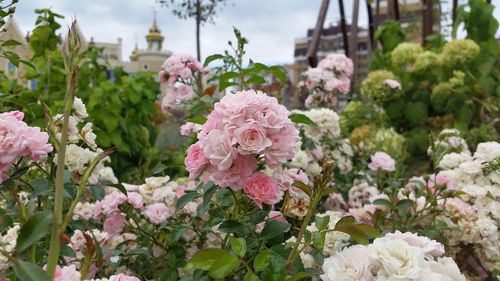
<box><xmin>0</xmin><ymin>224</ymin><xmax>20</xmax><ymax>271</ymax></box>
<box><xmin>436</xmin><ymin>141</ymin><xmax>500</xmax><ymax>270</ymax></box>
<box><xmin>291</xmin><ymin>108</ymin><xmax>353</xmax><ymax>176</ymax></box>
<box><xmin>321</xmin><ymin>231</ymin><xmax>466</xmax><ymax>281</ymax></box>
<box><xmin>53</xmin><ymin>97</ymin><xmax>118</xmax><ymax>185</ymax></box>
<box><xmin>428</xmin><ymin>128</ymin><xmax>470</xmax><ymax>159</ymax></box>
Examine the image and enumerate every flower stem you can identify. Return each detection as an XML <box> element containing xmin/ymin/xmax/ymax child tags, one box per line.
<box><xmin>46</xmin><ymin>21</ymin><xmax>81</xmax><ymax>277</ymax></box>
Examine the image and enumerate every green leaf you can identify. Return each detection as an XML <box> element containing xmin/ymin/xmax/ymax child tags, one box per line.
<box><xmin>19</xmin><ymin>59</ymin><xmax>37</xmax><ymax>70</ymax></box>
<box><xmin>198</xmin><ymin>183</ymin><xmax>216</xmax><ymax>216</ymax></box>
<box><xmin>2</xmin><ymin>39</ymin><xmax>22</xmax><ymax>47</ymax></box>
<box><xmin>218</xmin><ymin>220</ymin><xmax>246</xmax><ymax>234</ymax></box>
<box><xmin>244</xmin><ymin>272</ymin><xmax>261</xmax><ymax>281</ymax></box>
<box><xmin>103</xmin><ymin>183</ymin><xmax>128</xmax><ymax>196</ymax></box>
<box><xmin>185</xmin><ymin>249</ymin><xmax>226</xmax><ymax>271</ymax></box>
<box><xmin>0</xmin><ymin>209</ymin><xmax>13</xmax><ymax>232</ymax></box>
<box><xmin>16</xmin><ymin>211</ymin><xmax>53</xmax><ymax>252</ymax></box>
<box><xmin>372</xmin><ymin>198</ymin><xmax>392</xmax><ymax>208</ymax></box>
<box><xmin>292</xmin><ymin>181</ymin><xmax>311</xmax><ymax>198</ymax></box>
<box><xmin>208</xmin><ymin>251</ymin><xmax>239</xmax><ymax>279</ymax></box>
<box><xmin>245</xmin><ymin>75</ymin><xmax>266</xmax><ymax>84</ymax></box>
<box><xmin>176</xmin><ymin>191</ymin><xmax>201</xmax><ymax>210</ymax></box>
<box><xmin>289</xmin><ymin>113</ymin><xmax>317</xmax><ymax>127</ymax></box>
<box><xmin>287</xmin><ymin>272</ymin><xmax>312</xmax><ymax>281</ymax></box>
<box><xmin>354</xmin><ymin>224</ymin><xmax>381</xmax><ymax>238</ymax></box>
<box><xmin>185</xmin><ymin>249</ymin><xmax>239</xmax><ymax>279</ymax></box>
<box><xmin>188</xmin><ymin>115</ymin><xmax>207</xmax><ymax>125</ymax></box>
<box><xmin>261</xmin><ymin>220</ymin><xmax>290</xmax><ymax>241</ymax></box>
<box><xmin>204</xmin><ymin>54</ymin><xmax>224</xmax><ymax>66</ymax></box>
<box><xmin>334</xmin><ymin>224</ymin><xmax>370</xmax><ymax>244</ymax></box>
<box><xmin>230</xmin><ymin>237</ymin><xmax>247</xmax><ymax>257</ymax></box>
<box><xmin>268</xmin><ymin>65</ymin><xmax>287</xmax><ymax>83</ymax></box>
<box><xmin>253</xmin><ymin>250</ymin><xmax>272</xmax><ymax>272</ymax></box>
<box><xmin>314</xmin><ymin>215</ymin><xmax>330</xmax><ymax>231</ymax></box>
<box><xmin>219</xmin><ymin>81</ymin><xmax>239</xmax><ymax>91</ymax></box>
<box><xmin>14</xmin><ymin>260</ymin><xmax>51</xmax><ymax>281</ymax></box>
<box><xmin>151</xmin><ymin>162</ymin><xmax>167</xmax><ymax>175</ymax></box>
<box><xmin>335</xmin><ymin>216</ymin><xmax>356</xmax><ymax>226</ymax></box>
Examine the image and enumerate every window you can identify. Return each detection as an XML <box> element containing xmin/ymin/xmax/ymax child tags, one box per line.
<box><xmin>29</xmin><ymin>78</ymin><xmax>39</xmax><ymax>90</ymax></box>
<box><xmin>6</xmin><ymin>61</ymin><xmax>17</xmax><ymax>76</ymax></box>
<box><xmin>151</xmin><ymin>41</ymin><xmax>160</xmax><ymax>50</ymax></box>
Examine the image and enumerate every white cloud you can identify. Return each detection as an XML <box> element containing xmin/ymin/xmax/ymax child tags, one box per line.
<box><xmin>11</xmin><ymin>0</ymin><xmax>500</xmax><ymax>65</ymax></box>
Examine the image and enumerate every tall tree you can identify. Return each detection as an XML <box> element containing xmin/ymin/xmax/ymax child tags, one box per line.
<box><xmin>159</xmin><ymin>0</ymin><xmax>228</xmax><ymax>61</ymax></box>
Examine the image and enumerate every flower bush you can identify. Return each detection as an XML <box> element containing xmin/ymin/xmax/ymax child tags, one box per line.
<box><xmin>0</xmin><ymin>1</ymin><xmax>498</xmax><ymax>280</ymax></box>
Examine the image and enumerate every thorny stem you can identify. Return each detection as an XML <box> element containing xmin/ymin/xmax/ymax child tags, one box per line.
<box><xmin>46</xmin><ymin>21</ymin><xmax>81</xmax><ymax>277</ymax></box>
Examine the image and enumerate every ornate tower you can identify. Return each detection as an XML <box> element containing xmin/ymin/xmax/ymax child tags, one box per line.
<box><xmin>145</xmin><ymin>15</ymin><xmax>164</xmax><ymax>51</ymax></box>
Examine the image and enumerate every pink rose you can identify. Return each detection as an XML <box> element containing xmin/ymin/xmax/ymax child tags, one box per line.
<box><xmin>384</xmin><ymin>79</ymin><xmax>401</xmax><ymax>89</ymax></box>
<box><xmin>109</xmin><ymin>273</ymin><xmax>141</xmax><ymax>281</ymax></box>
<box><xmin>368</xmin><ymin>152</ymin><xmax>396</xmax><ymax>172</ymax></box>
<box><xmin>176</xmin><ymin>85</ymin><xmax>194</xmax><ymax>101</ymax></box>
<box><xmin>0</xmin><ymin>110</ymin><xmax>24</xmax><ymax>121</ymax></box>
<box><xmin>179</xmin><ymin>67</ymin><xmax>193</xmax><ymax>79</ymax></box>
<box><xmin>185</xmin><ymin>143</ymin><xmax>209</xmax><ymax>179</ymax></box>
<box><xmin>100</xmin><ymin>191</ymin><xmax>127</xmax><ymax>216</ymax></box>
<box><xmin>201</xmin><ymin>129</ymin><xmax>238</xmax><ymax>171</ymax></box>
<box><xmin>198</xmin><ymin>111</ymin><xmax>222</xmax><ymax>138</ymax></box>
<box><xmin>103</xmin><ymin>212</ymin><xmax>126</xmax><ymax>235</ymax></box>
<box><xmin>180</xmin><ymin>122</ymin><xmax>202</xmax><ymax>136</ymax></box>
<box><xmin>243</xmin><ymin>172</ymin><xmax>279</xmax><ymax>208</ymax></box>
<box><xmin>127</xmin><ymin>192</ymin><xmax>144</xmax><ymax>210</ymax></box>
<box><xmin>264</xmin><ymin>125</ymin><xmax>299</xmax><ymax>168</ymax></box>
<box><xmin>232</xmin><ymin>122</ymin><xmax>272</xmax><ymax>154</ymax></box>
<box><xmin>175</xmin><ymin>185</ymin><xmax>186</xmax><ymax>197</ymax></box>
<box><xmin>22</xmin><ymin>126</ymin><xmax>52</xmax><ymax>162</ymax></box>
<box><xmin>427</xmin><ymin>173</ymin><xmax>453</xmax><ymax>191</ymax></box>
<box><xmin>210</xmin><ymin>155</ymin><xmax>257</xmax><ymax>190</ymax></box>
<box><xmin>143</xmin><ymin>203</ymin><xmax>171</xmax><ymax>225</ymax></box>
<box><xmin>161</xmin><ymin>91</ymin><xmax>176</xmax><ymax>111</ymax></box>
<box><xmin>273</xmin><ymin>168</ymin><xmax>309</xmax><ymax>193</ymax></box>
<box><xmin>385</xmin><ymin>231</ymin><xmax>445</xmax><ymax>258</ymax></box>
<box><xmin>268</xmin><ymin>210</ymin><xmax>287</xmax><ymax>224</ymax></box>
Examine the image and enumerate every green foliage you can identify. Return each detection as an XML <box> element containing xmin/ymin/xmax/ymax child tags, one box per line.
<box><xmin>374</xmin><ymin>20</ymin><xmax>406</xmax><ymax>53</ymax></box>
<box><xmin>205</xmin><ymin>27</ymin><xmax>288</xmax><ymax>95</ymax></box>
<box><xmin>353</xmin><ymin>0</ymin><xmax>500</xmax><ymax>164</ymax></box>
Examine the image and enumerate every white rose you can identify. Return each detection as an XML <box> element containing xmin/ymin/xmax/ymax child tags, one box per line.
<box><xmin>368</xmin><ymin>237</ymin><xmax>428</xmax><ymax>280</ymax></box>
<box><xmin>321</xmin><ymin>245</ymin><xmax>374</xmax><ymax>281</ymax></box>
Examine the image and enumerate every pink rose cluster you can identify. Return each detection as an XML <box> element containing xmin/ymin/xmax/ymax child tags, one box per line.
<box><xmin>158</xmin><ymin>54</ymin><xmax>207</xmax><ymax>111</ymax></box>
<box><xmin>368</xmin><ymin>151</ymin><xmax>396</xmax><ymax>172</ymax></box>
<box><xmin>0</xmin><ymin>111</ymin><xmax>53</xmax><ymax>183</ymax></box>
<box><xmin>185</xmin><ymin>90</ymin><xmax>299</xmax><ymax>207</ymax></box>
<box><xmin>305</xmin><ymin>54</ymin><xmax>353</xmax><ymax>94</ymax></box>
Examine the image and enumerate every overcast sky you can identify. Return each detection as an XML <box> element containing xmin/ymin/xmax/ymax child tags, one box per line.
<box><xmin>12</xmin><ymin>0</ymin><xmax>500</xmax><ymax>65</ymax></box>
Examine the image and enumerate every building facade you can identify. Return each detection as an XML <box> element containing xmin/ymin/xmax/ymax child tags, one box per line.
<box><xmin>0</xmin><ymin>16</ymin><xmax>171</xmax><ymax>86</ymax></box>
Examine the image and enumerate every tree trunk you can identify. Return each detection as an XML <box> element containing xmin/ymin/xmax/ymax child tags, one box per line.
<box><xmin>366</xmin><ymin>0</ymin><xmax>375</xmax><ymax>51</ymax></box>
<box><xmin>422</xmin><ymin>0</ymin><xmax>434</xmax><ymax>45</ymax></box>
<box><xmin>349</xmin><ymin>0</ymin><xmax>359</xmax><ymax>94</ymax></box>
<box><xmin>196</xmin><ymin>0</ymin><xmax>201</xmax><ymax>61</ymax></box>
<box><xmin>306</xmin><ymin>0</ymin><xmax>330</xmax><ymax>67</ymax></box>
<box><xmin>394</xmin><ymin>0</ymin><xmax>400</xmax><ymax>21</ymax></box>
<box><xmin>452</xmin><ymin>0</ymin><xmax>457</xmax><ymax>26</ymax></box>
<box><xmin>339</xmin><ymin>0</ymin><xmax>349</xmax><ymax>56</ymax></box>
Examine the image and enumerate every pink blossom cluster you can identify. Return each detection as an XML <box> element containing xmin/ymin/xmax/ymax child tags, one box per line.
<box><xmin>304</xmin><ymin>54</ymin><xmax>353</xmax><ymax>94</ymax></box>
<box><xmin>0</xmin><ymin>111</ymin><xmax>53</xmax><ymax>183</ymax></box>
<box><xmin>368</xmin><ymin>151</ymin><xmax>396</xmax><ymax>172</ymax></box>
<box><xmin>158</xmin><ymin>54</ymin><xmax>207</xmax><ymax>111</ymax></box>
<box><xmin>180</xmin><ymin>122</ymin><xmax>203</xmax><ymax>136</ymax></box>
<box><xmin>185</xmin><ymin>90</ymin><xmax>299</xmax><ymax>207</ymax></box>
